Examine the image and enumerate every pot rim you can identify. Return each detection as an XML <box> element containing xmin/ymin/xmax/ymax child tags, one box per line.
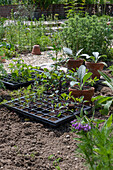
<box><xmin>85</xmin><ymin>61</ymin><xmax>104</xmax><ymax>65</ymax></box>
<box><xmin>68</xmin><ymin>58</ymin><xmax>84</xmax><ymax>61</ymax></box>
<box><xmin>69</xmin><ymin>85</ymin><xmax>95</xmax><ymax>91</ymax></box>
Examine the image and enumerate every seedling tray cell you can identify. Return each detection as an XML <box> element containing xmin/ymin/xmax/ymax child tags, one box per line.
<box><xmin>3</xmin><ymin>96</ymin><xmax>91</xmax><ymax>127</ymax></box>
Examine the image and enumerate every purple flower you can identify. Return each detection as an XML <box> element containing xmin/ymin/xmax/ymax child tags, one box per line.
<box><xmin>83</xmin><ymin>128</ymin><xmax>89</xmax><ymax>131</ymax></box>
<box><xmin>72</xmin><ymin>122</ymin><xmax>78</xmax><ymax>128</ymax></box>
<box><xmin>71</xmin><ymin>119</ymin><xmax>76</xmax><ymax>124</ymax></box>
<box><xmin>71</xmin><ymin>121</ymin><xmax>91</xmax><ymax>132</ymax></box>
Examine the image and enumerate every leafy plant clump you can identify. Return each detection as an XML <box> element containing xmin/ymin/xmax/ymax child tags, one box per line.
<box><xmin>61</xmin><ymin>14</ymin><xmax>113</xmax><ymax>59</ymax></box>
<box><xmin>4</xmin><ymin>59</ymin><xmax>37</xmax><ymax>83</ymax></box>
<box><xmin>81</xmin><ymin>52</ymin><xmax>107</xmax><ymax>64</ymax></box>
<box><xmin>3</xmin><ymin>16</ymin><xmax>51</xmax><ymax>52</ymax></box>
<box><xmin>71</xmin><ymin>114</ymin><xmax>113</xmax><ymax>170</ymax></box>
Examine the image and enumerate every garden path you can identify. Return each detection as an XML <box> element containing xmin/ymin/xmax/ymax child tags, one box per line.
<box><xmin>3</xmin><ymin>50</ymin><xmax>65</xmax><ymax>72</ymax></box>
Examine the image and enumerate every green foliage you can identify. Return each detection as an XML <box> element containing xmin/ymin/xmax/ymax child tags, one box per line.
<box><xmin>0</xmin><ymin>42</ymin><xmax>18</xmax><ymax>58</ymax></box>
<box><xmin>72</xmin><ymin>114</ymin><xmax>113</xmax><ymax>169</ymax></box>
<box><xmin>91</xmin><ymin>70</ymin><xmax>113</xmax><ymax>115</ymax></box>
<box><xmin>61</xmin><ymin>15</ymin><xmax>113</xmax><ymax>59</ymax></box>
<box><xmin>8</xmin><ymin>59</ymin><xmax>36</xmax><ymax>82</ymax></box>
<box><xmin>48</xmin><ymin>154</ymin><xmax>61</xmax><ymax>170</ymax></box>
<box><xmin>99</xmin><ymin>70</ymin><xmax>113</xmax><ymax>91</ymax></box>
<box><xmin>0</xmin><ymin>63</ymin><xmax>7</xmax><ymax>89</ymax></box>
<box><xmin>4</xmin><ymin>18</ymin><xmax>51</xmax><ymax>52</ymax></box>
<box><xmin>41</xmin><ymin>68</ymin><xmax>67</xmax><ymax>95</ymax></box>
<box><xmin>0</xmin><ymin>17</ymin><xmax>6</xmax><ymax>40</ymax></box>
<box><xmin>65</xmin><ymin>0</ymin><xmax>85</xmax><ymax>18</ymax></box>
<box><xmin>108</xmin><ymin>65</ymin><xmax>113</xmax><ymax>76</ymax></box>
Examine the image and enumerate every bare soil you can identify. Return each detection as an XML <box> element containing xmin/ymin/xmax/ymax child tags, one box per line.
<box><xmin>0</xmin><ymin>70</ymin><xmax>113</xmax><ymax>170</ymax></box>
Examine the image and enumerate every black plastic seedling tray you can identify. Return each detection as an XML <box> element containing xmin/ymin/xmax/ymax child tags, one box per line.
<box><xmin>1</xmin><ymin>79</ymin><xmax>35</xmax><ymax>90</ymax></box>
<box><xmin>3</xmin><ymin>96</ymin><xmax>91</xmax><ymax>127</ymax></box>
<box><xmin>1</xmin><ymin>69</ymin><xmax>43</xmax><ymax>90</ymax></box>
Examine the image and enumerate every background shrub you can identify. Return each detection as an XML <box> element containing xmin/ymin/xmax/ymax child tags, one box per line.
<box><xmin>61</xmin><ymin>15</ymin><xmax>113</xmax><ymax>59</ymax></box>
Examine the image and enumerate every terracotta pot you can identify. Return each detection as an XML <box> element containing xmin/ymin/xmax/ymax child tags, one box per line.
<box><xmin>69</xmin><ymin>86</ymin><xmax>95</xmax><ymax>103</ymax></box>
<box><xmin>85</xmin><ymin>62</ymin><xmax>104</xmax><ymax>79</ymax></box>
<box><xmin>32</xmin><ymin>45</ymin><xmax>41</xmax><ymax>55</ymax></box>
<box><xmin>67</xmin><ymin>58</ymin><xmax>84</xmax><ymax>71</ymax></box>
<box><xmin>0</xmin><ymin>54</ymin><xmax>5</xmax><ymax>63</ymax></box>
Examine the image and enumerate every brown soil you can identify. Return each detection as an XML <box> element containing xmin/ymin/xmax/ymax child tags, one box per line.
<box><xmin>0</xmin><ymin>71</ymin><xmax>113</xmax><ymax>170</ymax></box>
<box><xmin>0</xmin><ymin>107</ymin><xmax>87</xmax><ymax>170</ymax></box>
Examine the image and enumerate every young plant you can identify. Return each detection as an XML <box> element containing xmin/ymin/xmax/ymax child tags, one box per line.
<box><xmin>48</xmin><ymin>31</ymin><xmax>62</xmax><ymax>70</ymax></box>
<box><xmin>81</xmin><ymin>52</ymin><xmax>107</xmax><ymax>64</ymax></box>
<box><xmin>8</xmin><ymin>59</ymin><xmax>35</xmax><ymax>83</ymax></box>
<box><xmin>68</xmin><ymin>65</ymin><xmax>92</xmax><ymax>90</ymax></box>
<box><xmin>48</xmin><ymin>154</ymin><xmax>61</xmax><ymax>170</ymax></box>
<box><xmin>63</xmin><ymin>47</ymin><xmax>83</xmax><ymax>60</ymax></box>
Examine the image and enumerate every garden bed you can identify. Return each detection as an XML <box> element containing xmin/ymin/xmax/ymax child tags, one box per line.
<box><xmin>0</xmin><ymin>82</ymin><xmax>113</xmax><ymax>169</ymax></box>
<box><xmin>0</xmin><ymin>65</ymin><xmax>113</xmax><ymax>170</ymax></box>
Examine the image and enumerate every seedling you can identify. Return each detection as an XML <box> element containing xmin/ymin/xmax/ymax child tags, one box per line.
<box><xmin>68</xmin><ymin>65</ymin><xmax>93</xmax><ymax>90</ymax></box>
<box><xmin>63</xmin><ymin>47</ymin><xmax>83</xmax><ymax>60</ymax></box>
<box><xmin>81</xmin><ymin>52</ymin><xmax>107</xmax><ymax>65</ymax></box>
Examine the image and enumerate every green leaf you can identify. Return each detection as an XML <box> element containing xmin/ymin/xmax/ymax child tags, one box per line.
<box><xmin>95</xmin><ymin>96</ymin><xmax>112</xmax><ymax>106</ymax></box>
<box><xmin>83</xmin><ymin>72</ymin><xmax>92</xmax><ymax>85</ymax></box>
<box><xmin>76</xmin><ymin>48</ymin><xmax>83</xmax><ymax>57</ymax></box>
<box><xmin>101</xmin><ymin>100</ymin><xmax>113</xmax><ymax>115</ymax></box>
<box><xmin>98</xmin><ymin>71</ymin><xmax>112</xmax><ymax>84</ymax></box>
<box><xmin>99</xmin><ymin>71</ymin><xmax>113</xmax><ymax>91</ymax></box>
<box><xmin>91</xmin><ymin>96</ymin><xmax>104</xmax><ymax>102</ymax></box>
<box><xmin>103</xmin><ymin>114</ymin><xmax>112</xmax><ymax>129</ymax></box>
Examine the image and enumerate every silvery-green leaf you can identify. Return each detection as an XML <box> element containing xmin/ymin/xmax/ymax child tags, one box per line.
<box><xmin>76</xmin><ymin>48</ymin><xmax>83</xmax><ymax>57</ymax></box>
<box><xmin>77</xmin><ymin>65</ymin><xmax>86</xmax><ymax>84</ymax></box>
<box><xmin>103</xmin><ymin>81</ymin><xmax>113</xmax><ymax>91</ymax></box>
<box><xmin>100</xmin><ymin>62</ymin><xmax>107</xmax><ymax>67</ymax></box>
<box><xmin>70</xmin><ymin>81</ymin><xmax>79</xmax><ymax>87</ymax></box>
<box><xmin>63</xmin><ymin>47</ymin><xmax>73</xmax><ymax>55</ymax></box>
<box><xmin>81</xmin><ymin>54</ymin><xmax>90</xmax><ymax>59</ymax></box>
<box><xmin>92</xmin><ymin>52</ymin><xmax>99</xmax><ymax>61</ymax></box>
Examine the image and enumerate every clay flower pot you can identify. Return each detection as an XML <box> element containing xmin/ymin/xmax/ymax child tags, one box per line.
<box><xmin>69</xmin><ymin>86</ymin><xmax>95</xmax><ymax>103</ymax></box>
<box><xmin>67</xmin><ymin>58</ymin><xmax>84</xmax><ymax>71</ymax></box>
<box><xmin>32</xmin><ymin>45</ymin><xmax>41</xmax><ymax>55</ymax></box>
<box><xmin>0</xmin><ymin>53</ymin><xmax>5</xmax><ymax>63</ymax></box>
<box><xmin>85</xmin><ymin>62</ymin><xmax>104</xmax><ymax>79</ymax></box>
